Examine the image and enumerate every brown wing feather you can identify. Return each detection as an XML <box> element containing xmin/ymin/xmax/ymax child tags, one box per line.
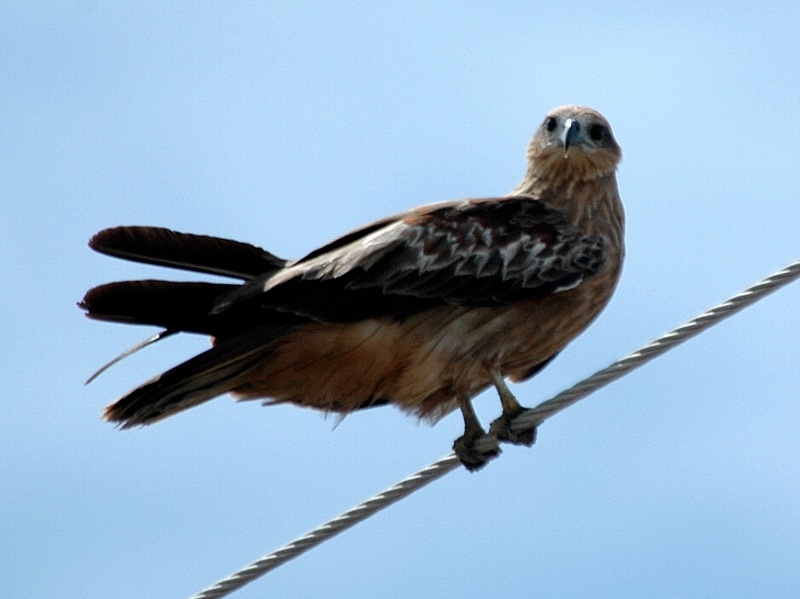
<box><xmin>211</xmin><ymin>196</ymin><xmax>607</xmax><ymax>322</ymax></box>
<box><xmin>90</xmin><ymin>226</ymin><xmax>287</xmax><ymax>280</ymax></box>
<box><xmin>80</xmin><ymin>280</ymin><xmax>236</xmax><ymax>333</ymax></box>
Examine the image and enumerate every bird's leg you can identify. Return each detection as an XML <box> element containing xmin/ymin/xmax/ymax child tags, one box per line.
<box><xmin>452</xmin><ymin>395</ymin><xmax>500</xmax><ymax>471</ymax></box>
<box><xmin>488</xmin><ymin>370</ymin><xmax>537</xmax><ymax>447</ymax></box>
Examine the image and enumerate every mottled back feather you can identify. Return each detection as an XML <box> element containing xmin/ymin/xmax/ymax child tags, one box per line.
<box><xmin>212</xmin><ymin>197</ymin><xmax>606</xmax><ymax>323</ymax></box>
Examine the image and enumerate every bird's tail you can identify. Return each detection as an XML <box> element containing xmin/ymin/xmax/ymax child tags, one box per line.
<box><xmin>80</xmin><ymin>226</ymin><xmax>294</xmax><ymax>411</ymax></box>
<box><xmin>81</xmin><ymin>225</ymin><xmax>290</xmax><ymax>333</ymax></box>
<box><xmin>80</xmin><ymin>279</ymin><xmax>236</xmax><ymax>333</ymax></box>
<box><xmin>103</xmin><ymin>324</ymin><xmax>294</xmax><ymax>427</ymax></box>
<box><xmin>88</xmin><ymin>225</ymin><xmax>288</xmax><ymax>280</ymax></box>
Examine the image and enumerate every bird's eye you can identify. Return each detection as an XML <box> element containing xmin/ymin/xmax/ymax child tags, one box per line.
<box><xmin>589</xmin><ymin>124</ymin><xmax>607</xmax><ymax>141</ymax></box>
<box><xmin>544</xmin><ymin>117</ymin><xmax>557</xmax><ymax>132</ymax></box>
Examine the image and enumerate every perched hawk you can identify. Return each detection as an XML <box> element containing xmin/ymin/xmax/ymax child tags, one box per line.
<box><xmin>81</xmin><ymin>105</ymin><xmax>624</xmax><ymax>470</ymax></box>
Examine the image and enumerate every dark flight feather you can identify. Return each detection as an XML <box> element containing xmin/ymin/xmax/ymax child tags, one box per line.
<box><xmin>103</xmin><ymin>324</ymin><xmax>295</xmax><ymax>427</ymax></box>
<box><xmin>211</xmin><ymin>197</ymin><xmax>606</xmax><ymax>322</ymax></box>
<box><xmin>89</xmin><ymin>226</ymin><xmax>287</xmax><ymax>280</ymax></box>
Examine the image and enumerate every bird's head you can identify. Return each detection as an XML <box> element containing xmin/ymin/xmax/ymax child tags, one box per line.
<box><xmin>525</xmin><ymin>105</ymin><xmax>621</xmax><ymax>182</ymax></box>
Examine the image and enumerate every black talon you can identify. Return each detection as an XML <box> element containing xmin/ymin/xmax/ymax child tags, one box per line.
<box><xmin>453</xmin><ymin>429</ymin><xmax>501</xmax><ymax>472</ymax></box>
<box><xmin>489</xmin><ymin>408</ymin><xmax>537</xmax><ymax>446</ymax></box>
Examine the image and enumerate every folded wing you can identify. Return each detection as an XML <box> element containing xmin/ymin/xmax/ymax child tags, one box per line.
<box><xmin>213</xmin><ymin>196</ymin><xmax>608</xmax><ymax>323</ymax></box>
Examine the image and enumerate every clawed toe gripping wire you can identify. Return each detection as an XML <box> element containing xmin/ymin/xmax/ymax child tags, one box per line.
<box><xmin>189</xmin><ymin>258</ymin><xmax>800</xmax><ymax>599</ymax></box>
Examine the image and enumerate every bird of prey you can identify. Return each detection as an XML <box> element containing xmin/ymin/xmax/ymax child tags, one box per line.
<box><xmin>81</xmin><ymin>105</ymin><xmax>624</xmax><ymax>470</ymax></box>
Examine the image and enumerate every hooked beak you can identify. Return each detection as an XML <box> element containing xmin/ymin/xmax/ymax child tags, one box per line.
<box><xmin>561</xmin><ymin>118</ymin><xmax>581</xmax><ymax>155</ymax></box>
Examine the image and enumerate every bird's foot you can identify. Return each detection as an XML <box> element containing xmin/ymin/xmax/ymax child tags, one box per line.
<box><xmin>453</xmin><ymin>429</ymin><xmax>501</xmax><ymax>472</ymax></box>
<box><xmin>489</xmin><ymin>408</ymin><xmax>537</xmax><ymax>447</ymax></box>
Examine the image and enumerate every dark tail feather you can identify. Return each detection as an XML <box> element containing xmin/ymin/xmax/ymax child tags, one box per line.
<box><xmin>80</xmin><ymin>280</ymin><xmax>236</xmax><ymax>334</ymax></box>
<box><xmin>89</xmin><ymin>226</ymin><xmax>288</xmax><ymax>280</ymax></box>
<box><xmin>104</xmin><ymin>324</ymin><xmax>294</xmax><ymax>428</ymax></box>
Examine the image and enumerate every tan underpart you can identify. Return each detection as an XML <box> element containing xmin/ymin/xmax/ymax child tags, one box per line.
<box><xmin>230</xmin><ymin>271</ymin><xmax>616</xmax><ymax>421</ymax></box>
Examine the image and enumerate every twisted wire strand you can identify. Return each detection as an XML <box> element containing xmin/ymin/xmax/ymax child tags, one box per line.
<box><xmin>189</xmin><ymin>457</ymin><xmax>462</xmax><ymax>599</ymax></box>
<box><xmin>189</xmin><ymin>258</ymin><xmax>800</xmax><ymax>599</ymax></box>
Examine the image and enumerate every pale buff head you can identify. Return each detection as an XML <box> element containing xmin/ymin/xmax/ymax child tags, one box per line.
<box><xmin>525</xmin><ymin>105</ymin><xmax>622</xmax><ymax>183</ymax></box>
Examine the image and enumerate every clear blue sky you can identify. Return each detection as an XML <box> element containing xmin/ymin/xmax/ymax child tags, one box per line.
<box><xmin>3</xmin><ymin>3</ymin><xmax>799</xmax><ymax>598</ymax></box>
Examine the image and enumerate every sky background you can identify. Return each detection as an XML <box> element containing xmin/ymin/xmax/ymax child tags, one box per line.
<box><xmin>3</xmin><ymin>2</ymin><xmax>800</xmax><ymax>598</ymax></box>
